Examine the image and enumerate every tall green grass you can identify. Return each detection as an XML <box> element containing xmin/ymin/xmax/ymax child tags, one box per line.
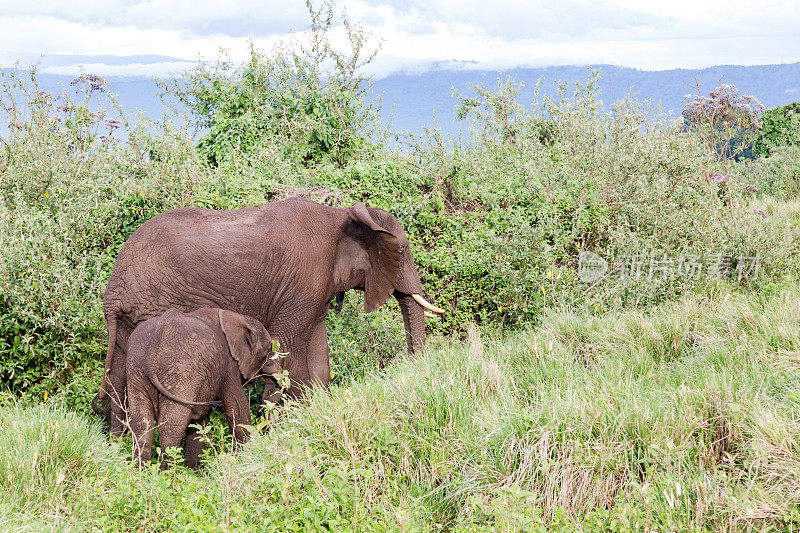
<box><xmin>2</xmin><ymin>285</ymin><xmax>798</xmax><ymax>531</ymax></box>
<box><xmin>0</xmin><ymin>402</ymin><xmax>118</xmax><ymax>530</ymax></box>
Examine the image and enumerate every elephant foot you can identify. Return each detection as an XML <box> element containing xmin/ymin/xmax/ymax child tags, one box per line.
<box><xmin>106</xmin><ymin>405</ymin><xmax>129</xmax><ymax>438</ymax></box>
<box><xmin>91</xmin><ymin>392</ymin><xmax>109</xmax><ymax>416</ymax></box>
<box><xmin>108</xmin><ymin>420</ymin><xmax>127</xmax><ymax>438</ymax></box>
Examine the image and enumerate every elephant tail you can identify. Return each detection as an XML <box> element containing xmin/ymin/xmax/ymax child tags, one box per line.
<box><xmin>148</xmin><ymin>374</ymin><xmax>222</xmax><ymax>408</ymax></box>
<box><xmin>92</xmin><ymin>313</ymin><xmax>119</xmax><ymax>414</ymax></box>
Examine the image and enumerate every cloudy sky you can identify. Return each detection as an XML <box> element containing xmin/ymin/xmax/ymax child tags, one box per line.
<box><xmin>0</xmin><ymin>0</ymin><xmax>798</xmax><ymax>78</ymax></box>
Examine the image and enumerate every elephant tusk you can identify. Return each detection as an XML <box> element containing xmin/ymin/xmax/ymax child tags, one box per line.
<box><xmin>424</xmin><ymin>310</ymin><xmax>437</xmax><ymax>318</ymax></box>
<box><xmin>412</xmin><ymin>293</ymin><xmax>445</xmax><ymax>314</ymax></box>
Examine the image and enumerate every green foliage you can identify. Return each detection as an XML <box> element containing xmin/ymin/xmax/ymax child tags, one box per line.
<box><xmin>163</xmin><ymin>1</ymin><xmax>380</xmax><ymax>168</ymax></box>
<box><xmin>4</xmin><ymin>62</ymin><xmax>800</xmax><ymax>399</ymax></box>
<box><xmin>326</xmin><ymin>292</ymin><xmax>407</xmax><ymax>383</ymax></box>
<box><xmin>0</xmin><ymin>70</ymin><xmax>123</xmax><ymax>396</ymax></box>
<box><xmin>736</xmin><ymin>145</ymin><xmax>800</xmax><ymax>198</ymax></box>
<box><xmin>390</xmin><ymin>74</ymin><xmax>796</xmax><ymax>332</ymax></box>
<box><xmin>752</xmin><ymin>101</ymin><xmax>800</xmax><ymax>158</ymax></box>
<box><xmin>0</xmin><ymin>69</ymin><xmax>224</xmax><ymax>398</ymax></box>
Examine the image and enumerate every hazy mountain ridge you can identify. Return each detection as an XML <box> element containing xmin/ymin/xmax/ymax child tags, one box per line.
<box><xmin>373</xmin><ymin>62</ymin><xmax>800</xmax><ymax>136</ymax></box>
<box><xmin>4</xmin><ymin>60</ymin><xmax>799</xmax><ymax>137</ymax></box>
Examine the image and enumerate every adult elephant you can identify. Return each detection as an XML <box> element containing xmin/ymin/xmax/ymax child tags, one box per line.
<box><xmin>95</xmin><ymin>197</ymin><xmax>444</xmax><ymax>435</ymax></box>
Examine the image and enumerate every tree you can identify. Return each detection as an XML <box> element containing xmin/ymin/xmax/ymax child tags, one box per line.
<box><xmin>161</xmin><ymin>0</ymin><xmax>380</xmax><ymax>168</ymax></box>
<box><xmin>682</xmin><ymin>83</ymin><xmax>764</xmax><ymax>165</ymax></box>
<box><xmin>751</xmin><ymin>102</ymin><xmax>800</xmax><ymax>158</ymax></box>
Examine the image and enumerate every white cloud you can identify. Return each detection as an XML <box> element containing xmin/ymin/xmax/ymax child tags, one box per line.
<box><xmin>0</xmin><ymin>0</ymin><xmax>798</xmax><ymax>77</ymax></box>
<box><xmin>348</xmin><ymin>0</ymin><xmax>800</xmax><ymax>75</ymax></box>
<box><xmin>0</xmin><ymin>15</ymin><xmax>282</xmax><ymax>63</ymax></box>
<box><xmin>0</xmin><ymin>1</ymin><xmax>310</xmax><ymax>35</ymax></box>
<box><xmin>353</xmin><ymin>0</ymin><xmax>669</xmax><ymax>40</ymax></box>
<box><xmin>41</xmin><ymin>61</ymin><xmax>199</xmax><ymax>77</ymax></box>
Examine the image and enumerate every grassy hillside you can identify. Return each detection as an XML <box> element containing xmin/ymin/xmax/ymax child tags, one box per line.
<box><xmin>2</xmin><ymin>285</ymin><xmax>800</xmax><ymax>531</ymax></box>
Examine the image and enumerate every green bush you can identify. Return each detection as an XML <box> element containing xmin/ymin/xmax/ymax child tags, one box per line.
<box><xmin>736</xmin><ymin>145</ymin><xmax>800</xmax><ymax>198</ymax></box>
<box><xmin>0</xmin><ymin>71</ymin><xmax>179</xmax><ymax>398</ymax></box>
<box><xmin>163</xmin><ymin>3</ymin><xmax>380</xmax><ymax>168</ymax></box>
<box><xmin>752</xmin><ymin>101</ymin><xmax>800</xmax><ymax>158</ymax></box>
<box><xmin>3</xmin><ymin>63</ymin><xmax>800</xmax><ymax>400</ymax></box>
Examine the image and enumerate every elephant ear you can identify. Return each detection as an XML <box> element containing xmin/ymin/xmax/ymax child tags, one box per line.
<box><xmin>347</xmin><ymin>202</ymin><xmax>402</xmax><ymax>312</ymax></box>
<box><xmin>218</xmin><ymin>310</ymin><xmax>270</xmax><ymax>381</ymax></box>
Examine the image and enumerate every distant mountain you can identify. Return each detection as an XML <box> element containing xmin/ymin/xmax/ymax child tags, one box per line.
<box><xmin>3</xmin><ymin>59</ymin><xmax>799</xmax><ymax>139</ymax></box>
<box><xmin>372</xmin><ymin>63</ymin><xmax>800</xmax><ymax>138</ymax></box>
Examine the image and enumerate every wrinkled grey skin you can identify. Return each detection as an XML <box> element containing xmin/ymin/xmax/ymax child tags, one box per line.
<box><xmin>97</xmin><ymin>198</ymin><xmax>428</xmax><ymax>436</ymax></box>
<box><xmin>127</xmin><ymin>307</ymin><xmax>278</xmax><ymax>470</ymax></box>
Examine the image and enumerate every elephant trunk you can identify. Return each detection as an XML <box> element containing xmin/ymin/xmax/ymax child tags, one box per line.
<box><xmin>396</xmin><ymin>293</ymin><xmax>427</xmax><ymax>354</ymax></box>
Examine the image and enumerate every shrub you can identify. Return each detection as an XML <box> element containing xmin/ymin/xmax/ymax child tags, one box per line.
<box><xmin>752</xmin><ymin>101</ymin><xmax>800</xmax><ymax>158</ymax></box>
<box><xmin>388</xmin><ymin>74</ymin><xmax>796</xmax><ymax>330</ymax></box>
<box><xmin>0</xmin><ymin>69</ymin><xmax>216</xmax><ymax>398</ymax></box>
<box><xmin>736</xmin><ymin>145</ymin><xmax>800</xmax><ymax>199</ymax></box>
<box><xmin>3</xmin><ymin>64</ymin><xmax>799</xmax><ymax>399</ymax></box>
<box><xmin>162</xmin><ymin>1</ymin><xmax>381</xmax><ymax>168</ymax></box>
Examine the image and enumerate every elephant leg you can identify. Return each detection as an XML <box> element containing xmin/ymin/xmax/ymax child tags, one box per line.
<box><xmin>128</xmin><ymin>387</ymin><xmax>156</xmax><ymax>469</ymax></box>
<box><xmin>261</xmin><ymin>320</ymin><xmax>331</xmax><ymax>405</ymax></box>
<box><xmin>307</xmin><ymin>320</ymin><xmax>331</xmax><ymax>389</ymax></box>
<box><xmin>184</xmin><ymin>420</ymin><xmax>208</xmax><ymax>470</ymax></box>
<box><xmin>104</xmin><ymin>324</ymin><xmax>133</xmax><ymax>437</ymax></box>
<box><xmin>221</xmin><ymin>380</ymin><xmax>253</xmax><ymax>446</ymax></box>
<box><xmin>275</xmin><ymin>320</ymin><xmax>331</xmax><ymax>403</ymax></box>
<box><xmin>157</xmin><ymin>401</ymin><xmax>192</xmax><ymax>471</ymax></box>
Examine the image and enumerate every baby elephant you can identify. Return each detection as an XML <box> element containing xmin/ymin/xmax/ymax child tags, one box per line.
<box><xmin>126</xmin><ymin>307</ymin><xmax>279</xmax><ymax>470</ymax></box>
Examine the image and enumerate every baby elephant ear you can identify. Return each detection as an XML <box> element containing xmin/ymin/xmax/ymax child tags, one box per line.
<box><xmin>218</xmin><ymin>310</ymin><xmax>271</xmax><ymax>380</ymax></box>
